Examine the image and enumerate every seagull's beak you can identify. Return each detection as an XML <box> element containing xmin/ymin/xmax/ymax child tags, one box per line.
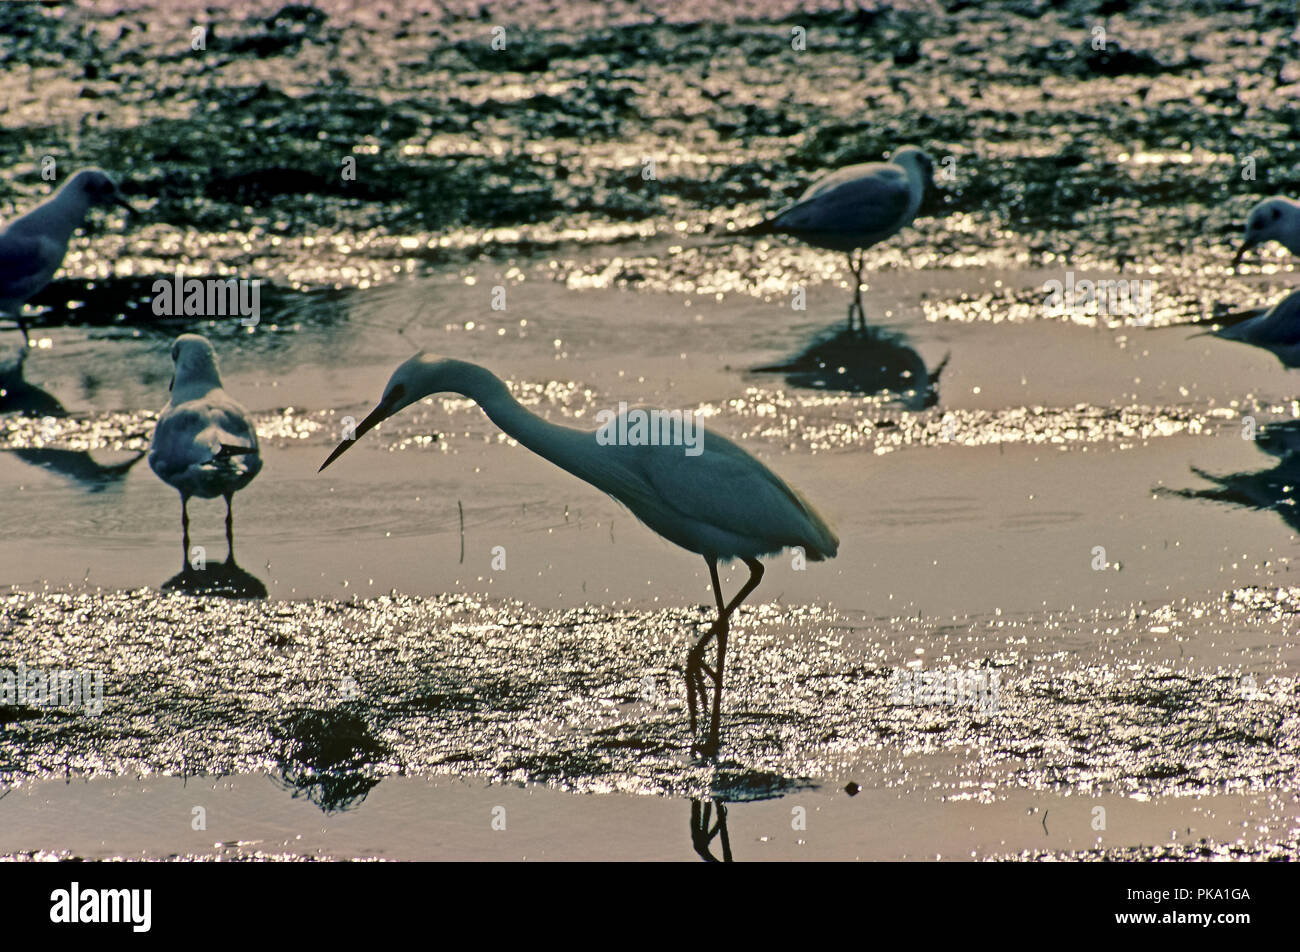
<box><xmin>112</xmin><ymin>194</ymin><xmax>135</xmax><ymax>214</ymax></box>
<box><xmin>1232</xmin><ymin>238</ymin><xmax>1256</xmax><ymax>270</ymax></box>
<box><xmin>168</xmin><ymin>374</ymin><xmax>174</xmax><ymax>393</ymax></box>
<box><xmin>318</xmin><ymin>399</ymin><xmax>392</xmax><ymax>472</ymax></box>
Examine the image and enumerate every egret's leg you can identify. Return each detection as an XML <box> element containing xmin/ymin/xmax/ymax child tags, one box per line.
<box><xmin>687</xmin><ymin>556</ymin><xmax>729</xmax><ymax>737</ymax></box>
<box><xmin>689</xmin><ymin>557</ymin><xmax>764</xmax><ymax>755</ymax></box>
<box><xmin>224</xmin><ymin>493</ymin><xmax>234</xmax><ymax>562</ymax></box>
<box><xmin>181</xmin><ymin>496</ymin><xmax>190</xmax><ymax>569</ymax></box>
<box><xmin>706</xmin><ymin>558</ymin><xmax>764</xmax><ymax>752</ymax></box>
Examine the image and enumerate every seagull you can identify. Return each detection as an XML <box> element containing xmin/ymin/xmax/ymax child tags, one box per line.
<box><xmin>319</xmin><ymin>353</ymin><xmax>839</xmax><ymax>755</ymax></box>
<box><xmin>148</xmin><ymin>334</ymin><xmax>262</xmax><ymax>567</ymax></box>
<box><xmin>1202</xmin><ymin>288</ymin><xmax>1300</xmax><ymax>368</ymax></box>
<box><xmin>741</xmin><ymin>146</ymin><xmax>933</xmax><ymax>329</ymax></box>
<box><xmin>0</xmin><ymin>168</ymin><xmax>133</xmax><ymax>345</ymax></box>
<box><xmin>1234</xmin><ymin>196</ymin><xmax>1300</xmax><ymax>268</ymax></box>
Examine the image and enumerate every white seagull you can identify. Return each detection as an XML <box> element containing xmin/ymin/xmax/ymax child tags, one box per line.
<box><xmin>149</xmin><ymin>334</ymin><xmax>262</xmax><ymax>566</ymax></box>
<box><xmin>1234</xmin><ymin>196</ymin><xmax>1300</xmax><ymax>268</ymax></box>
<box><xmin>0</xmin><ymin>168</ymin><xmax>133</xmax><ymax>345</ymax></box>
<box><xmin>1205</xmin><ymin>288</ymin><xmax>1300</xmax><ymax>368</ymax></box>
<box><xmin>742</xmin><ymin>146</ymin><xmax>933</xmax><ymax>329</ymax></box>
<box><xmin>319</xmin><ymin>354</ymin><xmax>839</xmax><ymax>754</ymax></box>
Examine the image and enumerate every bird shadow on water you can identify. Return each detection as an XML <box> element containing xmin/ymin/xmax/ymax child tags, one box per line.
<box><xmin>3</xmin><ymin>347</ymin><xmax>149</xmax><ymax>489</ymax></box>
<box><xmin>1161</xmin><ymin>421</ymin><xmax>1300</xmax><ymax>533</ymax></box>
<box><xmin>160</xmin><ymin>559</ymin><xmax>268</xmax><ymax>599</ymax></box>
<box><xmin>271</xmin><ymin>706</ymin><xmax>389</xmax><ymax>813</ymax></box>
<box><xmin>751</xmin><ymin>321</ymin><xmax>948</xmax><ymax>409</ymax></box>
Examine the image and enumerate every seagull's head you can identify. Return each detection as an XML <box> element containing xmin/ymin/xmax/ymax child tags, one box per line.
<box><xmin>319</xmin><ymin>351</ymin><xmax>463</xmax><ymax>472</ymax></box>
<box><xmin>168</xmin><ymin>333</ymin><xmax>221</xmax><ymax>395</ymax></box>
<box><xmin>891</xmin><ymin>146</ymin><xmax>934</xmax><ymax>193</ymax></box>
<box><xmin>67</xmin><ymin>168</ymin><xmax>134</xmax><ymax>214</ymax></box>
<box><xmin>1235</xmin><ymin>197</ymin><xmax>1299</xmax><ymax>268</ymax></box>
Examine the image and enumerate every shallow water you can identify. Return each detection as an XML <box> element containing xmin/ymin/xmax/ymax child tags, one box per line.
<box><xmin>2</xmin><ymin>0</ymin><xmax>1300</xmax><ymax>860</ymax></box>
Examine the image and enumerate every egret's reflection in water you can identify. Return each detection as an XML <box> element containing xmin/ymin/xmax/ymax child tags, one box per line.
<box><xmin>690</xmin><ymin>799</ymin><xmax>733</xmax><ymax>862</ymax></box>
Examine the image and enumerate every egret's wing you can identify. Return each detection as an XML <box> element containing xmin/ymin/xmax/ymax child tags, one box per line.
<box><xmin>772</xmin><ymin>166</ymin><xmax>911</xmax><ymax>238</ymax></box>
<box><xmin>635</xmin><ymin>431</ymin><xmax>838</xmax><ymax>559</ymax></box>
<box><xmin>0</xmin><ymin>230</ymin><xmax>55</xmax><ymax>305</ymax></box>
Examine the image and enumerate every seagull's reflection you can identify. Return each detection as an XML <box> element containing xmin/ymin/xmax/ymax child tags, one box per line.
<box><xmin>1165</xmin><ymin>421</ymin><xmax>1300</xmax><ymax>533</ymax></box>
<box><xmin>272</xmin><ymin>706</ymin><xmax>388</xmax><ymax>813</ymax></box>
<box><xmin>690</xmin><ymin>798</ymin><xmax>733</xmax><ymax>862</ymax></box>
<box><xmin>161</xmin><ymin>558</ymin><xmax>267</xmax><ymax>599</ymax></box>
<box><xmin>1</xmin><ymin>343</ymin><xmax>63</xmax><ymax>416</ymax></box>
<box><xmin>3</xmin><ymin>346</ymin><xmax>148</xmax><ymax>489</ymax></box>
<box><xmin>753</xmin><ymin>323</ymin><xmax>947</xmax><ymax>409</ymax></box>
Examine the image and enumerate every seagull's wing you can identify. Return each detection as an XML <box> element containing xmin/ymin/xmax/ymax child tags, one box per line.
<box><xmin>632</xmin><ymin>430</ymin><xmax>839</xmax><ymax>560</ymax></box>
<box><xmin>149</xmin><ymin>399</ymin><xmax>260</xmax><ymax>485</ymax></box>
<box><xmin>1230</xmin><ymin>289</ymin><xmax>1300</xmax><ymax>344</ymax></box>
<box><xmin>771</xmin><ymin>165</ymin><xmax>912</xmax><ymax>239</ymax></box>
<box><xmin>0</xmin><ymin>230</ymin><xmax>57</xmax><ymax>306</ymax></box>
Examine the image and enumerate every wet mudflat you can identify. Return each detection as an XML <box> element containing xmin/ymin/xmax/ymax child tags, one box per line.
<box><xmin>2</xmin><ymin>0</ymin><xmax>1299</xmax><ymax>860</ymax></box>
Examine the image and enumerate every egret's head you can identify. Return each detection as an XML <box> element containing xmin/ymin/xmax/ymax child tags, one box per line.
<box><xmin>891</xmin><ymin>146</ymin><xmax>934</xmax><ymax>191</ymax></box>
<box><xmin>319</xmin><ymin>352</ymin><xmax>460</xmax><ymax>471</ymax></box>
<box><xmin>67</xmin><ymin>168</ymin><xmax>134</xmax><ymax>213</ymax></box>
<box><xmin>1236</xmin><ymin>197</ymin><xmax>1298</xmax><ymax>267</ymax></box>
<box><xmin>168</xmin><ymin>333</ymin><xmax>221</xmax><ymax>394</ymax></box>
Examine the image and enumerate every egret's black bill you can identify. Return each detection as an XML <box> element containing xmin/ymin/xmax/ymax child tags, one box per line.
<box><xmin>318</xmin><ymin>402</ymin><xmax>388</xmax><ymax>472</ymax></box>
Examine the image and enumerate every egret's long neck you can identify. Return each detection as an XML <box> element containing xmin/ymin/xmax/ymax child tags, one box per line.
<box><xmin>11</xmin><ymin>185</ymin><xmax>91</xmax><ymax>244</ymax></box>
<box><xmin>451</xmin><ymin>361</ymin><xmax>594</xmax><ymax>479</ymax></box>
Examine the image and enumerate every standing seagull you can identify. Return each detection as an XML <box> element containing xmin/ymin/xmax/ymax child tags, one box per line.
<box><xmin>742</xmin><ymin>147</ymin><xmax>933</xmax><ymax>329</ymax></box>
<box><xmin>1234</xmin><ymin>196</ymin><xmax>1300</xmax><ymax>268</ymax></box>
<box><xmin>0</xmin><ymin>169</ymin><xmax>133</xmax><ymax>345</ymax></box>
<box><xmin>149</xmin><ymin>334</ymin><xmax>262</xmax><ymax>567</ymax></box>
<box><xmin>319</xmin><ymin>354</ymin><xmax>839</xmax><ymax>754</ymax></box>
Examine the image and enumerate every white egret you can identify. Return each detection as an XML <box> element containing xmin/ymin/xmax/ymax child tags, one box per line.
<box><xmin>148</xmin><ymin>334</ymin><xmax>262</xmax><ymax>565</ymax></box>
<box><xmin>319</xmin><ymin>354</ymin><xmax>839</xmax><ymax>754</ymax></box>
<box><xmin>742</xmin><ymin>147</ymin><xmax>933</xmax><ymax>329</ymax></box>
<box><xmin>0</xmin><ymin>169</ymin><xmax>133</xmax><ymax>345</ymax></box>
<box><xmin>1234</xmin><ymin>196</ymin><xmax>1300</xmax><ymax>268</ymax></box>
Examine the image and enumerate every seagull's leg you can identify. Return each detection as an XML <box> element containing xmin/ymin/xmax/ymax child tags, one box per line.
<box><xmin>846</xmin><ymin>252</ymin><xmax>865</xmax><ymax>331</ymax></box>
<box><xmin>224</xmin><ymin>492</ymin><xmax>234</xmax><ymax>563</ymax></box>
<box><xmin>16</xmin><ymin>317</ymin><xmax>30</xmax><ymax>349</ymax></box>
<box><xmin>181</xmin><ymin>495</ymin><xmax>190</xmax><ymax>570</ymax></box>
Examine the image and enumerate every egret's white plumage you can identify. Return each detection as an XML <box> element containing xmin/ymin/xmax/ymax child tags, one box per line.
<box><xmin>149</xmin><ymin>334</ymin><xmax>262</xmax><ymax>563</ymax></box>
<box><xmin>0</xmin><ymin>169</ymin><xmax>133</xmax><ymax>345</ymax></box>
<box><xmin>1235</xmin><ymin>196</ymin><xmax>1300</xmax><ymax>268</ymax></box>
<box><xmin>319</xmin><ymin>354</ymin><xmax>838</xmax><ymax>752</ymax></box>
<box><xmin>746</xmin><ymin>146</ymin><xmax>933</xmax><ymax>328</ymax></box>
<box><xmin>1209</xmin><ymin>288</ymin><xmax>1300</xmax><ymax>368</ymax></box>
